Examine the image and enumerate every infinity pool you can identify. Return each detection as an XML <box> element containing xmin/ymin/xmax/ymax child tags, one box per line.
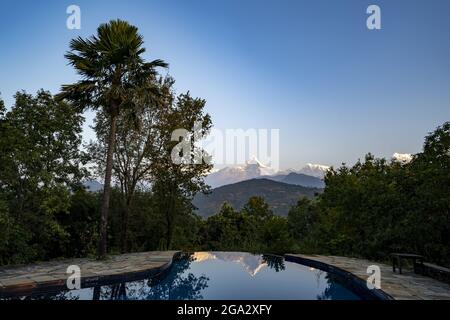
<box><xmin>5</xmin><ymin>252</ymin><xmax>385</xmax><ymax>300</ymax></box>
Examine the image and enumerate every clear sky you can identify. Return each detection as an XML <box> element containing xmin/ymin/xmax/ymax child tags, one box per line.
<box><xmin>1</xmin><ymin>0</ymin><xmax>449</xmax><ymax>169</ymax></box>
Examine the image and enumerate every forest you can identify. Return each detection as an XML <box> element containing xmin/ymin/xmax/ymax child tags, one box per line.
<box><xmin>0</xmin><ymin>20</ymin><xmax>448</xmax><ymax>267</ymax></box>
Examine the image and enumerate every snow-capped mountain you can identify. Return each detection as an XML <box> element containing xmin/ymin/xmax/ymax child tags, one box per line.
<box><xmin>298</xmin><ymin>163</ymin><xmax>331</xmax><ymax>178</ymax></box>
<box><xmin>245</xmin><ymin>157</ymin><xmax>277</xmax><ymax>176</ymax></box>
<box><xmin>205</xmin><ymin>159</ymin><xmax>329</xmax><ymax>188</ymax></box>
<box><xmin>267</xmin><ymin>163</ymin><xmax>330</xmax><ymax>178</ymax></box>
<box><xmin>204</xmin><ymin>157</ymin><xmax>276</xmax><ymax>188</ymax></box>
<box><xmin>204</xmin><ymin>166</ymin><xmax>249</xmax><ymax>188</ymax></box>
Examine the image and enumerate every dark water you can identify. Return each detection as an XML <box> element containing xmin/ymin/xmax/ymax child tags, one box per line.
<box><xmin>10</xmin><ymin>252</ymin><xmax>364</xmax><ymax>300</ymax></box>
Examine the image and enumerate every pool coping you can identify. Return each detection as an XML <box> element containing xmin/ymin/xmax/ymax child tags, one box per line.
<box><xmin>284</xmin><ymin>254</ymin><xmax>394</xmax><ymax>300</ymax></box>
<box><xmin>285</xmin><ymin>254</ymin><xmax>450</xmax><ymax>300</ymax></box>
<box><xmin>0</xmin><ymin>251</ymin><xmax>180</xmax><ymax>298</ymax></box>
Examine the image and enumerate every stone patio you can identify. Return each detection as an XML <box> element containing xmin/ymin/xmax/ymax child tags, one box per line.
<box><xmin>0</xmin><ymin>251</ymin><xmax>178</xmax><ymax>296</ymax></box>
<box><xmin>286</xmin><ymin>254</ymin><xmax>450</xmax><ymax>300</ymax></box>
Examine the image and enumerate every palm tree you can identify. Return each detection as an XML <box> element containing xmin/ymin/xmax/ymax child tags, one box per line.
<box><xmin>57</xmin><ymin>19</ymin><xmax>167</xmax><ymax>259</ymax></box>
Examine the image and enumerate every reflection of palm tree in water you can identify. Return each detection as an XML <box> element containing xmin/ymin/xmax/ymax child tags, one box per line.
<box><xmin>317</xmin><ymin>274</ymin><xmax>341</xmax><ymax>300</ymax></box>
<box><xmin>92</xmin><ymin>253</ymin><xmax>209</xmax><ymax>300</ymax></box>
<box><xmin>92</xmin><ymin>282</ymin><xmax>127</xmax><ymax>300</ymax></box>
<box><xmin>316</xmin><ymin>273</ymin><xmax>358</xmax><ymax>300</ymax></box>
<box><xmin>262</xmin><ymin>255</ymin><xmax>285</xmax><ymax>272</ymax></box>
<box><xmin>143</xmin><ymin>253</ymin><xmax>209</xmax><ymax>300</ymax></box>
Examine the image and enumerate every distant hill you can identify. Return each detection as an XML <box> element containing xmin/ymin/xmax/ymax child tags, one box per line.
<box><xmin>193</xmin><ymin>178</ymin><xmax>322</xmax><ymax>217</ymax></box>
<box><xmin>264</xmin><ymin>172</ymin><xmax>325</xmax><ymax>188</ymax></box>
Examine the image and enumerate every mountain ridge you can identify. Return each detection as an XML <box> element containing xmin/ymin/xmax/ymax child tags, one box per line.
<box><xmin>193</xmin><ymin>178</ymin><xmax>322</xmax><ymax>217</ymax></box>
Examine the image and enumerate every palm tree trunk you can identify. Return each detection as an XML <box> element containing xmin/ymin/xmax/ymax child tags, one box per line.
<box><xmin>165</xmin><ymin>194</ymin><xmax>175</xmax><ymax>250</ymax></box>
<box><xmin>97</xmin><ymin>111</ymin><xmax>118</xmax><ymax>259</ymax></box>
<box><xmin>120</xmin><ymin>195</ymin><xmax>132</xmax><ymax>253</ymax></box>
<box><xmin>93</xmin><ymin>286</ymin><xmax>101</xmax><ymax>301</ymax></box>
<box><xmin>166</xmin><ymin>215</ymin><xmax>174</xmax><ymax>250</ymax></box>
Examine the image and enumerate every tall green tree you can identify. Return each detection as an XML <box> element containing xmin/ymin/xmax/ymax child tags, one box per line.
<box><xmin>151</xmin><ymin>87</ymin><xmax>212</xmax><ymax>250</ymax></box>
<box><xmin>241</xmin><ymin>196</ymin><xmax>273</xmax><ymax>222</ymax></box>
<box><xmin>87</xmin><ymin>77</ymin><xmax>164</xmax><ymax>252</ymax></box>
<box><xmin>202</xmin><ymin>202</ymin><xmax>246</xmax><ymax>251</ymax></box>
<box><xmin>0</xmin><ymin>91</ymin><xmax>86</xmax><ymax>264</ymax></box>
<box><xmin>288</xmin><ymin>198</ymin><xmax>319</xmax><ymax>244</ymax></box>
<box><xmin>261</xmin><ymin>215</ymin><xmax>292</xmax><ymax>254</ymax></box>
<box><xmin>407</xmin><ymin>122</ymin><xmax>450</xmax><ymax>262</ymax></box>
<box><xmin>58</xmin><ymin>20</ymin><xmax>167</xmax><ymax>258</ymax></box>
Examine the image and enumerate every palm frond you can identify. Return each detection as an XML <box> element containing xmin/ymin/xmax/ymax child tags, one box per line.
<box><xmin>59</xmin><ymin>19</ymin><xmax>167</xmax><ymax>115</ymax></box>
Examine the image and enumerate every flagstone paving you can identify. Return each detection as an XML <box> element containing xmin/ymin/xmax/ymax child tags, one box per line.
<box><xmin>0</xmin><ymin>251</ymin><xmax>178</xmax><ymax>296</ymax></box>
<box><xmin>286</xmin><ymin>254</ymin><xmax>450</xmax><ymax>300</ymax></box>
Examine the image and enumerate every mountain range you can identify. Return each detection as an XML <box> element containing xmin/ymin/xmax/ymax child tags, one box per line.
<box><xmin>84</xmin><ymin>159</ymin><xmax>328</xmax><ymax>218</ymax></box>
<box><xmin>193</xmin><ymin>178</ymin><xmax>322</xmax><ymax>217</ymax></box>
<box><xmin>205</xmin><ymin>159</ymin><xmax>329</xmax><ymax>188</ymax></box>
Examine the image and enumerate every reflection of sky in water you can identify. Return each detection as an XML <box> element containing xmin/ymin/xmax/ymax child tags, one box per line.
<box><xmin>11</xmin><ymin>252</ymin><xmax>361</xmax><ymax>300</ymax></box>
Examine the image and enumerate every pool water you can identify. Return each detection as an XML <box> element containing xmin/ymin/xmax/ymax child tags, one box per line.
<box><xmin>6</xmin><ymin>252</ymin><xmax>375</xmax><ymax>300</ymax></box>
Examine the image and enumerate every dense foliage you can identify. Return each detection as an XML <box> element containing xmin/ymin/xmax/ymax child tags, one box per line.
<box><xmin>0</xmin><ymin>96</ymin><xmax>448</xmax><ymax>265</ymax></box>
<box><xmin>289</xmin><ymin>122</ymin><xmax>450</xmax><ymax>265</ymax></box>
<box><xmin>0</xmin><ymin>91</ymin><xmax>87</xmax><ymax>264</ymax></box>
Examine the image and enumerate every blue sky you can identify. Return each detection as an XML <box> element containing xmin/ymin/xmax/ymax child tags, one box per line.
<box><xmin>1</xmin><ymin>0</ymin><xmax>449</xmax><ymax>169</ymax></box>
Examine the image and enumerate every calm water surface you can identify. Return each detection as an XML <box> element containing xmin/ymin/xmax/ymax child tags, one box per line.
<box><xmin>9</xmin><ymin>252</ymin><xmax>363</xmax><ymax>300</ymax></box>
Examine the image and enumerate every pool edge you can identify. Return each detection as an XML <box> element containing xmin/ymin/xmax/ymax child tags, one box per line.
<box><xmin>284</xmin><ymin>254</ymin><xmax>394</xmax><ymax>300</ymax></box>
<box><xmin>0</xmin><ymin>251</ymin><xmax>181</xmax><ymax>298</ymax></box>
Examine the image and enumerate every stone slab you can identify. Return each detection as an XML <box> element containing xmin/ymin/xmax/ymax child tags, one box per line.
<box><xmin>286</xmin><ymin>254</ymin><xmax>450</xmax><ymax>300</ymax></box>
